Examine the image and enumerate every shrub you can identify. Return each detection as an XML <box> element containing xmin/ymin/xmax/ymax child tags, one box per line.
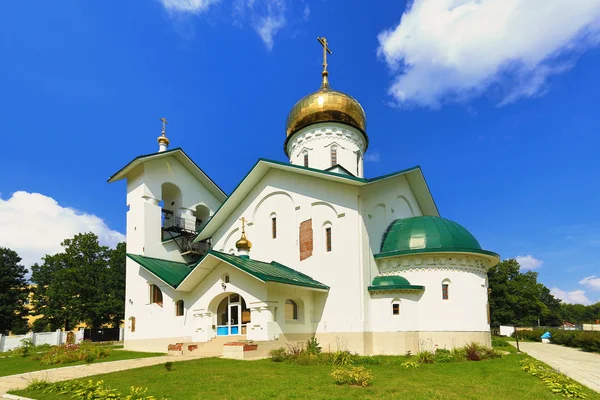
<box><xmin>164</xmin><ymin>361</ymin><xmax>173</xmax><ymax>371</ymax></box>
<box><xmin>286</xmin><ymin>342</ymin><xmax>304</xmax><ymax>358</ymax></box>
<box><xmin>515</xmin><ymin>329</ymin><xmax>600</xmax><ymax>354</ymax></box>
<box><xmin>296</xmin><ymin>353</ymin><xmax>319</xmax><ymax>366</ymax></box>
<box><xmin>39</xmin><ymin>341</ymin><xmax>111</xmax><ymax>365</ymax></box>
<box><xmin>332</xmin><ymin>350</ymin><xmax>355</xmax><ymax>365</ymax></box>
<box><xmin>331</xmin><ymin>366</ymin><xmax>373</xmax><ymax>387</ymax></box>
<box><xmin>305</xmin><ymin>337</ymin><xmax>322</xmax><ymax>355</ymax></box>
<box><xmin>434</xmin><ymin>349</ymin><xmax>454</xmax><ymax>363</ymax></box>
<box><xmin>268</xmin><ymin>347</ymin><xmax>288</xmax><ymax>362</ymax></box>
<box><xmin>520</xmin><ymin>358</ymin><xmax>586</xmax><ymax>399</ymax></box>
<box><xmin>404</xmin><ymin>350</ymin><xmax>412</xmax><ymax>357</ymax></box>
<box><xmin>401</xmin><ymin>360</ymin><xmax>420</xmax><ymax>368</ymax></box>
<box><xmin>491</xmin><ymin>338</ymin><xmax>510</xmax><ymax>347</ymax></box>
<box><xmin>17</xmin><ymin>338</ymin><xmax>36</xmax><ymax>357</ymax></box>
<box><xmin>451</xmin><ymin>348</ymin><xmax>467</xmax><ymax>362</ymax></box>
<box><xmin>464</xmin><ymin>342</ymin><xmax>483</xmax><ymax>361</ymax></box>
<box><xmin>416</xmin><ymin>351</ymin><xmax>436</xmax><ymax>364</ymax></box>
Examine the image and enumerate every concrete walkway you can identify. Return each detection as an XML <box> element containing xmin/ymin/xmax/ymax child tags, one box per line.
<box><xmin>512</xmin><ymin>342</ymin><xmax>600</xmax><ymax>393</ymax></box>
<box><xmin>0</xmin><ymin>354</ymin><xmax>203</xmax><ymax>396</ymax></box>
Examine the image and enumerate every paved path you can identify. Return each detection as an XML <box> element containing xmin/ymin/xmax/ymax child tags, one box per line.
<box><xmin>512</xmin><ymin>342</ymin><xmax>600</xmax><ymax>393</ymax></box>
<box><xmin>0</xmin><ymin>354</ymin><xmax>203</xmax><ymax>396</ymax></box>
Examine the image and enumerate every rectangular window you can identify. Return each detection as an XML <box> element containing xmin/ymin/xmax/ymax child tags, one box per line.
<box><xmin>392</xmin><ymin>303</ymin><xmax>400</xmax><ymax>315</ymax></box>
<box><xmin>304</xmin><ymin>153</ymin><xmax>309</xmax><ymax>167</ymax></box>
<box><xmin>331</xmin><ymin>148</ymin><xmax>337</xmax><ymax>166</ymax></box>
<box><xmin>326</xmin><ymin>227</ymin><xmax>332</xmax><ymax>252</ymax></box>
<box><xmin>272</xmin><ymin>217</ymin><xmax>277</xmax><ymax>239</ymax></box>
<box><xmin>442</xmin><ymin>284</ymin><xmax>449</xmax><ymax>300</ymax></box>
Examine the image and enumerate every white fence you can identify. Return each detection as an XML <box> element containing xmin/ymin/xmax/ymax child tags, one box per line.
<box><xmin>499</xmin><ymin>325</ymin><xmax>515</xmax><ymax>337</ymax></box>
<box><xmin>0</xmin><ymin>330</ymin><xmax>85</xmax><ymax>352</ymax></box>
<box><xmin>583</xmin><ymin>324</ymin><xmax>600</xmax><ymax>331</ymax></box>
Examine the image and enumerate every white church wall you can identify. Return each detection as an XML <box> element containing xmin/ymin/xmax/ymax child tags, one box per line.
<box><xmin>210</xmin><ymin>169</ymin><xmax>366</xmax><ymax>334</ymax></box>
<box><xmin>371</xmin><ymin>254</ymin><xmax>491</xmax><ymax>333</ymax></box>
<box><xmin>361</xmin><ymin>176</ymin><xmax>423</xmax><ymax>255</ymax></box>
<box><xmin>287</xmin><ymin>123</ymin><xmax>366</xmax><ymax>177</ymax></box>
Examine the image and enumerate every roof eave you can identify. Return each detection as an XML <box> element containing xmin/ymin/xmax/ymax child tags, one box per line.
<box><xmin>375</xmin><ymin>248</ymin><xmax>500</xmax><ymax>264</ymax></box>
<box><xmin>368</xmin><ymin>285</ymin><xmax>425</xmax><ymax>292</ymax></box>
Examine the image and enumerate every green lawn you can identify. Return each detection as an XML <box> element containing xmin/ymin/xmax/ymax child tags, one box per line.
<box><xmin>13</xmin><ymin>352</ymin><xmax>600</xmax><ymax>400</ymax></box>
<box><xmin>0</xmin><ymin>348</ymin><xmax>164</xmax><ymax>378</ymax></box>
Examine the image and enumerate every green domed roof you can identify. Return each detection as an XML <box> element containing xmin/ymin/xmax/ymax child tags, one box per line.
<box><xmin>377</xmin><ymin>216</ymin><xmax>499</xmax><ymax>260</ymax></box>
<box><xmin>368</xmin><ymin>275</ymin><xmax>424</xmax><ymax>292</ymax></box>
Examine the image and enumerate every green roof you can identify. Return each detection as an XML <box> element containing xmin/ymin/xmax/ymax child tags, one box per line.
<box><xmin>126</xmin><ymin>253</ymin><xmax>192</xmax><ymax>288</ymax></box>
<box><xmin>210</xmin><ymin>251</ymin><xmax>329</xmax><ymax>290</ymax></box>
<box><xmin>368</xmin><ymin>275</ymin><xmax>424</xmax><ymax>291</ymax></box>
<box><xmin>127</xmin><ymin>251</ymin><xmax>328</xmax><ymax>290</ymax></box>
<box><xmin>376</xmin><ymin>216</ymin><xmax>499</xmax><ymax>259</ymax></box>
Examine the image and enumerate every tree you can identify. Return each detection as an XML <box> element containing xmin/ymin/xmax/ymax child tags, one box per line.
<box><xmin>31</xmin><ymin>233</ymin><xmax>126</xmax><ymax>330</ymax></box>
<box><xmin>488</xmin><ymin>258</ymin><xmax>562</xmax><ymax>327</ymax></box>
<box><xmin>0</xmin><ymin>247</ymin><xmax>29</xmax><ymax>334</ymax></box>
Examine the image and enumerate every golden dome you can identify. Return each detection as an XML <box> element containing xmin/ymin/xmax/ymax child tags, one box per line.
<box><xmin>157</xmin><ymin>134</ymin><xmax>170</xmax><ymax>146</ymax></box>
<box><xmin>285</xmin><ymin>72</ymin><xmax>367</xmax><ymax>150</ymax></box>
<box><xmin>235</xmin><ymin>232</ymin><xmax>252</xmax><ymax>252</ymax></box>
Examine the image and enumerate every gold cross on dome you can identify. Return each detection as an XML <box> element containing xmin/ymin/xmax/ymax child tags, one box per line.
<box><xmin>159</xmin><ymin>117</ymin><xmax>168</xmax><ymax>133</ymax></box>
<box><xmin>317</xmin><ymin>37</ymin><xmax>333</xmax><ymax>73</ymax></box>
<box><xmin>240</xmin><ymin>217</ymin><xmax>247</xmax><ymax>232</ymax></box>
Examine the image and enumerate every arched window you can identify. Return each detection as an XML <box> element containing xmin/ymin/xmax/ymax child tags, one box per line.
<box><xmin>175</xmin><ymin>300</ymin><xmax>184</xmax><ymax>316</ymax></box>
<box><xmin>222</xmin><ymin>274</ymin><xmax>230</xmax><ymax>284</ymax></box>
<box><xmin>392</xmin><ymin>299</ymin><xmax>401</xmax><ymax>316</ymax></box>
<box><xmin>442</xmin><ymin>279</ymin><xmax>451</xmax><ymax>300</ymax></box>
<box><xmin>150</xmin><ymin>284</ymin><xmax>163</xmax><ymax>307</ymax></box>
<box><xmin>325</xmin><ymin>227</ymin><xmax>332</xmax><ymax>252</ymax></box>
<box><xmin>285</xmin><ymin>299</ymin><xmax>298</xmax><ymax>320</ymax></box>
<box><xmin>272</xmin><ymin>216</ymin><xmax>277</xmax><ymax>239</ymax></box>
<box><xmin>129</xmin><ymin>317</ymin><xmax>136</xmax><ymax>332</ymax></box>
<box><xmin>331</xmin><ymin>147</ymin><xmax>338</xmax><ymax>166</ymax></box>
<box><xmin>303</xmin><ymin>152</ymin><xmax>309</xmax><ymax>167</ymax></box>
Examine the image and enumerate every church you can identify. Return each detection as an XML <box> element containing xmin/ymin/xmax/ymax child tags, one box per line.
<box><xmin>108</xmin><ymin>38</ymin><xmax>499</xmax><ymax>355</ymax></box>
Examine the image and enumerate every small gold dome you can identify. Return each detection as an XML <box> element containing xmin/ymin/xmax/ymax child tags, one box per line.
<box><xmin>285</xmin><ymin>72</ymin><xmax>367</xmax><ymax>152</ymax></box>
<box><xmin>235</xmin><ymin>232</ymin><xmax>252</xmax><ymax>252</ymax></box>
<box><xmin>157</xmin><ymin>134</ymin><xmax>170</xmax><ymax>146</ymax></box>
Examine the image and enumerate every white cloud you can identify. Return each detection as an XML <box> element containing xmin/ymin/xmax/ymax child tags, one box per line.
<box><xmin>579</xmin><ymin>276</ymin><xmax>600</xmax><ymax>291</ymax></box>
<box><xmin>252</xmin><ymin>0</ymin><xmax>287</xmax><ymax>50</ymax></box>
<box><xmin>377</xmin><ymin>0</ymin><xmax>600</xmax><ymax>107</ymax></box>
<box><xmin>159</xmin><ymin>0</ymin><xmax>219</xmax><ymax>14</ymax></box>
<box><xmin>0</xmin><ymin>192</ymin><xmax>125</xmax><ymax>268</ymax></box>
<box><xmin>303</xmin><ymin>4</ymin><xmax>310</xmax><ymax>21</ymax></box>
<box><xmin>515</xmin><ymin>255</ymin><xmax>543</xmax><ymax>270</ymax></box>
<box><xmin>364</xmin><ymin>152</ymin><xmax>381</xmax><ymax>163</ymax></box>
<box><xmin>550</xmin><ymin>287</ymin><xmax>591</xmax><ymax>305</ymax></box>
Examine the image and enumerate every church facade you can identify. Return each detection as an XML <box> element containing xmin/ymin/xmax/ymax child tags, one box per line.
<box><xmin>109</xmin><ymin>41</ymin><xmax>499</xmax><ymax>354</ymax></box>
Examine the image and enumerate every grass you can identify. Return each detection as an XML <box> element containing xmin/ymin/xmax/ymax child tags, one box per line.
<box><xmin>0</xmin><ymin>348</ymin><xmax>165</xmax><ymax>377</ymax></box>
<box><xmin>12</xmin><ymin>352</ymin><xmax>600</xmax><ymax>400</ymax></box>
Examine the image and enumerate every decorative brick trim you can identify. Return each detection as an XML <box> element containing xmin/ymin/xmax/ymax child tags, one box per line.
<box><xmin>299</xmin><ymin>219</ymin><xmax>313</xmax><ymax>261</ymax></box>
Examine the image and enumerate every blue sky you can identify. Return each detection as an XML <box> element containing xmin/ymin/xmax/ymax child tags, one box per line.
<box><xmin>1</xmin><ymin>0</ymin><xmax>599</xmax><ymax>304</ymax></box>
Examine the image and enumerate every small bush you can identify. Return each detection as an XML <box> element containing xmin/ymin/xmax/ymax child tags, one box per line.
<box><xmin>268</xmin><ymin>347</ymin><xmax>288</xmax><ymax>362</ymax></box>
<box><xmin>296</xmin><ymin>353</ymin><xmax>319</xmax><ymax>366</ymax></box>
<box><xmin>331</xmin><ymin>366</ymin><xmax>373</xmax><ymax>387</ymax></box>
<box><xmin>332</xmin><ymin>350</ymin><xmax>355</xmax><ymax>365</ymax></box>
<box><xmin>401</xmin><ymin>360</ymin><xmax>420</xmax><ymax>368</ymax></box>
<box><xmin>416</xmin><ymin>351</ymin><xmax>436</xmax><ymax>364</ymax></box>
<box><xmin>404</xmin><ymin>350</ymin><xmax>412</xmax><ymax>357</ymax></box>
<box><xmin>164</xmin><ymin>361</ymin><xmax>173</xmax><ymax>371</ymax></box>
<box><xmin>491</xmin><ymin>338</ymin><xmax>510</xmax><ymax>347</ymax></box>
<box><xmin>305</xmin><ymin>337</ymin><xmax>322</xmax><ymax>355</ymax></box>
<box><xmin>464</xmin><ymin>342</ymin><xmax>483</xmax><ymax>361</ymax></box>
<box><xmin>39</xmin><ymin>341</ymin><xmax>111</xmax><ymax>365</ymax></box>
<box><xmin>434</xmin><ymin>349</ymin><xmax>454</xmax><ymax>363</ymax></box>
<box><xmin>451</xmin><ymin>348</ymin><xmax>467</xmax><ymax>362</ymax></box>
<box><xmin>286</xmin><ymin>342</ymin><xmax>304</xmax><ymax>358</ymax></box>
<box><xmin>354</xmin><ymin>355</ymin><xmax>381</xmax><ymax>365</ymax></box>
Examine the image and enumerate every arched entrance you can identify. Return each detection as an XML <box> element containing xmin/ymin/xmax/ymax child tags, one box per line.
<box><xmin>215</xmin><ymin>293</ymin><xmax>251</xmax><ymax>336</ymax></box>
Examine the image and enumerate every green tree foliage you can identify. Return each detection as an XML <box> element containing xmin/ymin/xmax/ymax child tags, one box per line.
<box><xmin>0</xmin><ymin>247</ymin><xmax>29</xmax><ymax>333</ymax></box>
<box><xmin>30</xmin><ymin>233</ymin><xmax>126</xmax><ymax>330</ymax></box>
<box><xmin>488</xmin><ymin>258</ymin><xmax>599</xmax><ymax>327</ymax></box>
<box><xmin>488</xmin><ymin>259</ymin><xmax>562</xmax><ymax>327</ymax></box>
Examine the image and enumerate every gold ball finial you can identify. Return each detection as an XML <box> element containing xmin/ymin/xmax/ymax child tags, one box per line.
<box><xmin>235</xmin><ymin>217</ymin><xmax>252</xmax><ymax>252</ymax></box>
<box><xmin>157</xmin><ymin>117</ymin><xmax>170</xmax><ymax>147</ymax></box>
